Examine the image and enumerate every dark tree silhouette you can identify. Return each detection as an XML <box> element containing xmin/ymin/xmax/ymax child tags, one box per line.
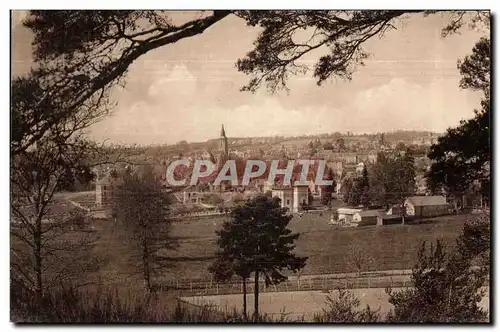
<box><xmin>387</xmin><ymin>215</ymin><xmax>490</xmax><ymax>322</ymax></box>
<box><xmin>321</xmin><ymin>168</ymin><xmax>336</xmax><ymax>206</ymax></box>
<box><xmin>457</xmin><ymin>37</ymin><xmax>490</xmax><ymax>95</ymax></box>
<box><xmin>359</xmin><ymin>165</ymin><xmax>370</xmax><ymax>207</ymax></box>
<box><xmin>427</xmin><ymin>38</ymin><xmax>490</xmax><ymax>207</ymax></box>
<box><xmin>212</xmin><ymin>195</ymin><xmax>307</xmax><ymax>320</ymax></box>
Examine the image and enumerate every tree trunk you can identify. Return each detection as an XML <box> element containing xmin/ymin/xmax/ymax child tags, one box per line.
<box><xmin>400</xmin><ymin>202</ymin><xmax>405</xmax><ymax>225</ymax></box>
<box><xmin>253</xmin><ymin>270</ymin><xmax>259</xmax><ymax>321</ymax></box>
<box><xmin>242</xmin><ymin>277</ymin><xmax>247</xmax><ymax>320</ymax></box>
<box><xmin>34</xmin><ymin>217</ymin><xmax>43</xmax><ymax>302</ymax></box>
<box><xmin>143</xmin><ymin>243</ymin><xmax>151</xmax><ymax>291</ymax></box>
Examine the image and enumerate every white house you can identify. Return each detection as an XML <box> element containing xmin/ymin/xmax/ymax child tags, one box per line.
<box><xmin>336</xmin><ymin>207</ymin><xmax>362</xmax><ymax>227</ymax></box>
<box><xmin>272</xmin><ymin>184</ymin><xmax>309</xmax><ymax>213</ymax></box>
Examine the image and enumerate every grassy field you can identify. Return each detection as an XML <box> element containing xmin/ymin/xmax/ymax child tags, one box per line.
<box><xmin>89</xmin><ymin>212</ymin><xmax>473</xmax><ymax>285</ymax></box>
<box><xmin>11</xmin><ymin>192</ymin><xmax>475</xmax><ymax>290</ymax></box>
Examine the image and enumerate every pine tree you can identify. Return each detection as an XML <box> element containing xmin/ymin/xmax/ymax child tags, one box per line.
<box><xmin>359</xmin><ymin>165</ymin><xmax>370</xmax><ymax>207</ymax></box>
<box><xmin>387</xmin><ymin>215</ymin><xmax>490</xmax><ymax>322</ymax></box>
<box><xmin>211</xmin><ymin>195</ymin><xmax>307</xmax><ymax>320</ymax></box>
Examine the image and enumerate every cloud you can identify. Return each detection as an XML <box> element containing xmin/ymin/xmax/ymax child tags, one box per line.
<box><xmin>147</xmin><ymin>64</ymin><xmax>198</xmax><ymax>99</ymax></box>
<box><xmin>350</xmin><ymin>78</ymin><xmax>481</xmax><ymax>133</ymax></box>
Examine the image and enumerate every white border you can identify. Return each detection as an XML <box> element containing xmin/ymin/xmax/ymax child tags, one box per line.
<box><xmin>2</xmin><ymin>1</ymin><xmax>498</xmax><ymax>332</ymax></box>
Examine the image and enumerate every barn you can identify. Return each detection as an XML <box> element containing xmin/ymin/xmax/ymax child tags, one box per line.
<box><xmin>376</xmin><ymin>213</ymin><xmax>403</xmax><ymax>226</ymax></box>
<box><xmin>404</xmin><ymin>195</ymin><xmax>450</xmax><ymax>218</ymax></box>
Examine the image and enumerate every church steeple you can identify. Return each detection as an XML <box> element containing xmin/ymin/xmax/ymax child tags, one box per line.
<box><xmin>220</xmin><ymin>124</ymin><xmax>226</xmax><ymax>137</ymax></box>
<box><xmin>219</xmin><ymin>124</ymin><xmax>228</xmax><ymax>158</ymax></box>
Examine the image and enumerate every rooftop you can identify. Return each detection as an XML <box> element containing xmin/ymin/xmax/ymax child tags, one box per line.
<box><xmin>407</xmin><ymin>195</ymin><xmax>447</xmax><ymax>206</ymax></box>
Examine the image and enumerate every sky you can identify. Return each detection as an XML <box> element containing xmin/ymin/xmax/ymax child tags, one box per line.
<box><xmin>11</xmin><ymin>11</ymin><xmax>488</xmax><ymax>145</ymax></box>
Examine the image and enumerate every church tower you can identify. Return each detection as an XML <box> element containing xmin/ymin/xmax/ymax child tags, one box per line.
<box><xmin>220</xmin><ymin>124</ymin><xmax>228</xmax><ymax>158</ymax></box>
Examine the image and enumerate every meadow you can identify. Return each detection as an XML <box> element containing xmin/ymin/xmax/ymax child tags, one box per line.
<box><xmin>90</xmin><ymin>211</ymin><xmax>472</xmax><ymax>285</ymax></box>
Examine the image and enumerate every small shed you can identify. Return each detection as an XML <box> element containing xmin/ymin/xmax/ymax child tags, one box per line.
<box><xmin>353</xmin><ymin>210</ymin><xmax>384</xmax><ymax>227</ymax></box>
<box><xmin>376</xmin><ymin>213</ymin><xmax>403</xmax><ymax>226</ymax></box>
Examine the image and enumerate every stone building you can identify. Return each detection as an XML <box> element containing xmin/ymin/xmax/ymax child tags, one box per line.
<box><xmin>271</xmin><ymin>183</ymin><xmax>309</xmax><ymax>213</ymax></box>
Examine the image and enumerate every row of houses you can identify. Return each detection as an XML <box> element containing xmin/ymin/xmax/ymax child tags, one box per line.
<box><xmin>333</xmin><ymin>195</ymin><xmax>450</xmax><ymax>227</ymax></box>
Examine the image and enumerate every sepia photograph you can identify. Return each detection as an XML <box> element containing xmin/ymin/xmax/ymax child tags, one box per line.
<box><xmin>10</xmin><ymin>8</ymin><xmax>491</xmax><ymax>324</ymax></box>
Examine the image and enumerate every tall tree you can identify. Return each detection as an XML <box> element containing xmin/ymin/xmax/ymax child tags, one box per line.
<box><xmin>426</xmin><ymin>38</ymin><xmax>490</xmax><ymax>207</ymax></box>
<box><xmin>321</xmin><ymin>168</ymin><xmax>337</xmax><ymax>206</ymax></box>
<box><xmin>11</xmin><ymin>137</ymin><xmax>101</xmax><ymax>302</ymax></box>
<box><xmin>359</xmin><ymin>165</ymin><xmax>370</xmax><ymax>207</ymax></box>
<box><xmin>111</xmin><ymin>165</ymin><xmax>175</xmax><ymax>291</ymax></box>
<box><xmin>10</xmin><ymin>69</ymin><xmax>117</xmax><ymax>301</ymax></box>
<box><xmin>212</xmin><ymin>195</ymin><xmax>307</xmax><ymax>320</ymax></box>
<box><xmin>348</xmin><ymin>178</ymin><xmax>363</xmax><ymax>207</ymax></box>
<box><xmin>388</xmin><ymin>150</ymin><xmax>416</xmax><ymax>223</ymax></box>
<box><xmin>209</xmin><ymin>241</ymin><xmax>252</xmax><ymax>319</ymax></box>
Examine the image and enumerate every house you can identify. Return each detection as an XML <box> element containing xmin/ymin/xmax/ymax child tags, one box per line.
<box><xmin>272</xmin><ymin>187</ymin><xmax>294</xmax><ymax>211</ymax></box>
<box><xmin>336</xmin><ymin>207</ymin><xmax>362</xmax><ymax>227</ymax></box>
<box><xmin>404</xmin><ymin>195</ymin><xmax>449</xmax><ymax>218</ymax></box>
<box><xmin>95</xmin><ymin>177</ymin><xmax>112</xmax><ymax>207</ymax></box>
<box><xmin>182</xmin><ymin>189</ymin><xmax>204</xmax><ymax>204</ymax></box>
<box><xmin>353</xmin><ymin>210</ymin><xmax>385</xmax><ymax>227</ymax></box>
<box><xmin>309</xmin><ymin>180</ymin><xmax>325</xmax><ymax>197</ymax></box>
<box><xmin>272</xmin><ymin>184</ymin><xmax>309</xmax><ymax>213</ymax></box>
<box><xmin>95</xmin><ymin>175</ymin><xmax>123</xmax><ymax>208</ymax></box>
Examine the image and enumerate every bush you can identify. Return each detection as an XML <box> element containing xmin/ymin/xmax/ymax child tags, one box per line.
<box><xmin>314</xmin><ymin>288</ymin><xmax>380</xmax><ymax>322</ymax></box>
<box><xmin>386</xmin><ymin>215</ymin><xmax>490</xmax><ymax>323</ymax></box>
<box><xmin>10</xmin><ymin>281</ymin><xmax>302</xmax><ymax>323</ymax></box>
<box><xmin>65</xmin><ymin>208</ymin><xmax>87</xmax><ymax>230</ymax></box>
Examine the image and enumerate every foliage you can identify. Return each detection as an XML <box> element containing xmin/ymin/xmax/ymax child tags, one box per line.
<box><xmin>111</xmin><ymin>165</ymin><xmax>175</xmax><ymax>291</ymax></box>
<box><xmin>10</xmin><ymin>283</ymin><xmax>246</xmax><ymax>323</ymax></box>
<box><xmin>314</xmin><ymin>288</ymin><xmax>380</xmax><ymax>322</ymax></box>
<box><xmin>202</xmin><ymin>193</ymin><xmax>224</xmax><ymax>206</ymax></box>
<box><xmin>20</xmin><ymin>11</ymin><xmax>488</xmax><ymax>118</ymax></box>
<box><xmin>347</xmin><ymin>177</ymin><xmax>363</xmax><ymax>206</ymax></box>
<box><xmin>367</xmin><ymin>150</ymin><xmax>416</xmax><ymax>210</ymax></box>
<box><xmin>359</xmin><ymin>165</ymin><xmax>370</xmax><ymax>207</ymax></box>
<box><xmin>348</xmin><ymin>242</ymin><xmax>374</xmax><ymax>276</ymax></box>
<box><xmin>211</xmin><ymin>195</ymin><xmax>307</xmax><ymax>318</ymax></box>
<box><xmin>387</xmin><ymin>214</ymin><xmax>490</xmax><ymax>322</ymax></box>
<box><xmin>11</xmin><ymin>135</ymin><xmax>102</xmax><ymax>299</ymax></box>
<box><xmin>457</xmin><ymin>37</ymin><xmax>490</xmax><ymax>95</ymax></box>
<box><xmin>320</xmin><ymin>168</ymin><xmax>336</xmax><ymax>206</ymax></box>
<box><xmin>426</xmin><ymin>38</ymin><xmax>490</xmax><ymax>206</ymax></box>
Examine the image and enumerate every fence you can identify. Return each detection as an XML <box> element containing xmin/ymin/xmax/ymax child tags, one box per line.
<box><xmin>156</xmin><ymin>271</ymin><xmax>414</xmax><ymax>297</ymax></box>
<box><xmin>170</xmin><ymin>210</ymin><xmax>226</xmax><ymax>221</ymax></box>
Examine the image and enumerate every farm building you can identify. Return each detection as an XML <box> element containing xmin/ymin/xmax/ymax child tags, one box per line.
<box><xmin>376</xmin><ymin>213</ymin><xmax>403</xmax><ymax>226</ymax></box>
<box><xmin>336</xmin><ymin>207</ymin><xmax>362</xmax><ymax>227</ymax></box>
<box><xmin>404</xmin><ymin>195</ymin><xmax>449</xmax><ymax>218</ymax></box>
<box><xmin>353</xmin><ymin>210</ymin><xmax>386</xmax><ymax>227</ymax></box>
<box><xmin>387</xmin><ymin>205</ymin><xmax>404</xmax><ymax>215</ymax></box>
